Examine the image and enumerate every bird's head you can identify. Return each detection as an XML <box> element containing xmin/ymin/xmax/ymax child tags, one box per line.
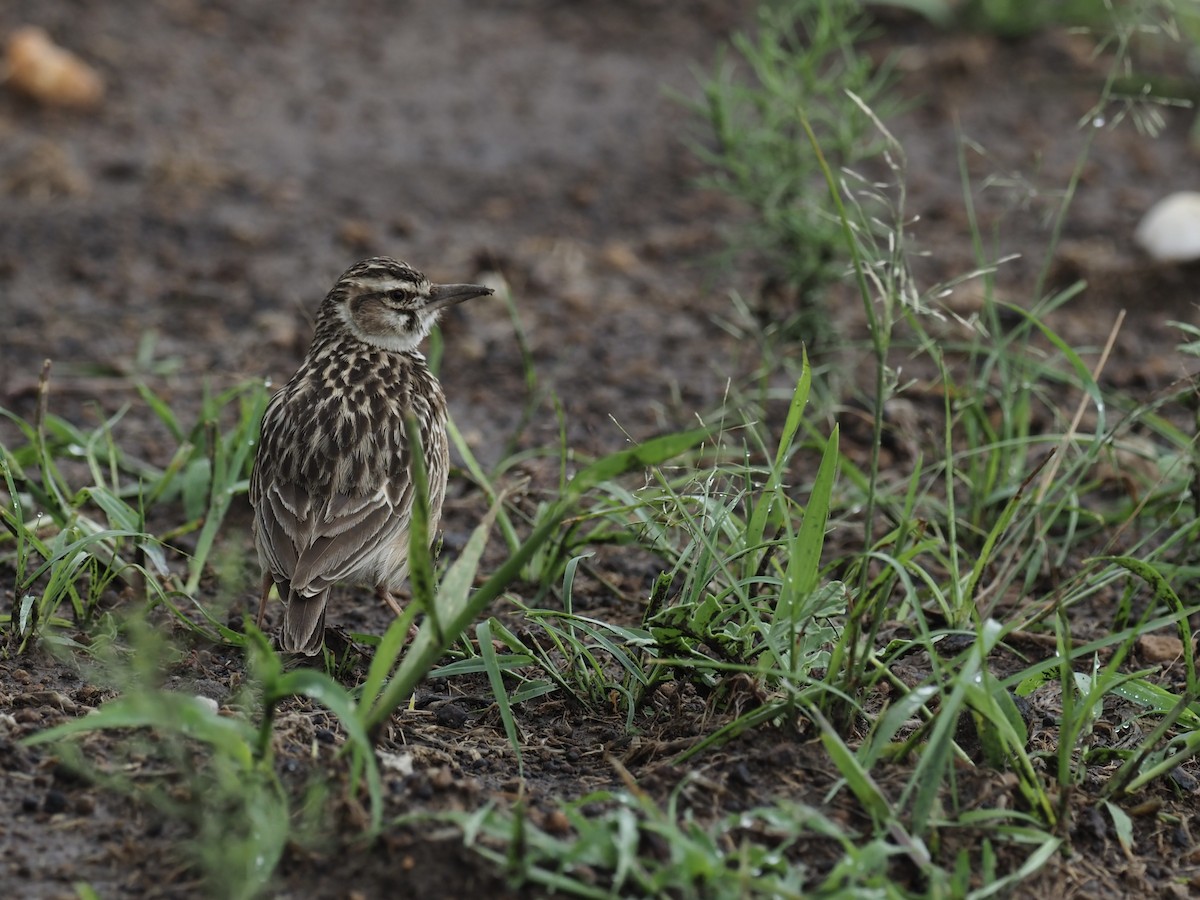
<box><xmin>320</xmin><ymin>256</ymin><xmax>493</xmax><ymax>353</ymax></box>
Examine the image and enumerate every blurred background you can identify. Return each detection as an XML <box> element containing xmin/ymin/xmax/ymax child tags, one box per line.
<box><xmin>0</xmin><ymin>2</ymin><xmax>755</xmax><ymax>461</ymax></box>
<box><xmin>2</xmin><ymin>1</ymin><xmax>1197</xmax><ymax>455</ymax></box>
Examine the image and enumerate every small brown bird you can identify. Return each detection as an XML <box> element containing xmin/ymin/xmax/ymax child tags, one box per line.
<box><xmin>249</xmin><ymin>257</ymin><xmax>493</xmax><ymax>655</ymax></box>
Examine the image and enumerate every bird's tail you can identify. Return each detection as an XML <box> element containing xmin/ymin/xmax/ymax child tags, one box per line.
<box><xmin>282</xmin><ymin>586</ymin><xmax>328</xmax><ymax>656</ymax></box>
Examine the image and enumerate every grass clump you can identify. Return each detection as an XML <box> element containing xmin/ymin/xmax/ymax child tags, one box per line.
<box><xmin>0</xmin><ymin>362</ymin><xmax>270</xmax><ymax>649</ymax></box>
<box><xmin>689</xmin><ymin>0</ymin><xmax>897</xmax><ymax>339</ymax></box>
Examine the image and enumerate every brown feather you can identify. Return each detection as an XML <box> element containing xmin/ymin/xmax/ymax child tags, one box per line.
<box><xmin>281</xmin><ymin>586</ymin><xmax>328</xmax><ymax>655</ymax></box>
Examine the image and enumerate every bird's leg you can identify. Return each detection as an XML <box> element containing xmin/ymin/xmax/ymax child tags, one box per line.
<box><xmin>256</xmin><ymin>574</ymin><xmax>274</xmax><ymax>628</ymax></box>
<box><xmin>377</xmin><ymin>587</ymin><xmax>424</xmax><ymax>642</ymax></box>
<box><xmin>376</xmin><ymin>587</ymin><xmax>405</xmax><ymax>617</ymax></box>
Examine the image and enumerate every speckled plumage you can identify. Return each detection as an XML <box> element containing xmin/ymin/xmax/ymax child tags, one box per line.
<box><xmin>249</xmin><ymin>257</ymin><xmax>493</xmax><ymax>655</ymax></box>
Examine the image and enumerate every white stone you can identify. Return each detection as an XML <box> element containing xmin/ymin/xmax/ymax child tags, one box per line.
<box><xmin>377</xmin><ymin>750</ymin><xmax>414</xmax><ymax>776</ymax></box>
<box><xmin>192</xmin><ymin>695</ymin><xmax>220</xmax><ymax>715</ymax></box>
<box><xmin>1134</xmin><ymin>191</ymin><xmax>1200</xmax><ymax>262</ymax></box>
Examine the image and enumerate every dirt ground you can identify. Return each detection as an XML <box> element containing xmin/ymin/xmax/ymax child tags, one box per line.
<box><xmin>2</xmin><ymin>2</ymin><xmax>1199</xmax><ymax>897</ymax></box>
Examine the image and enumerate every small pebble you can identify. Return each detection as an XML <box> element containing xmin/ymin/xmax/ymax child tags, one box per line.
<box><xmin>1138</xmin><ymin>633</ymin><xmax>1184</xmax><ymax>663</ymax></box>
<box><xmin>42</xmin><ymin>789</ymin><xmax>69</xmax><ymax>815</ymax></box>
<box><xmin>6</xmin><ymin>26</ymin><xmax>104</xmax><ymax>108</ymax></box>
<box><xmin>434</xmin><ymin>702</ymin><xmax>469</xmax><ymax>729</ymax></box>
<box><xmin>192</xmin><ymin>695</ymin><xmax>220</xmax><ymax>715</ymax></box>
<box><xmin>543</xmin><ymin>809</ymin><xmax>572</xmax><ymax>835</ymax></box>
<box><xmin>311</xmin><ymin>728</ymin><xmax>335</xmax><ymax>744</ymax></box>
<box><xmin>378</xmin><ymin>750</ymin><xmax>414</xmax><ymax>776</ymax></box>
<box><xmin>1134</xmin><ymin>191</ymin><xmax>1200</xmax><ymax>262</ymax></box>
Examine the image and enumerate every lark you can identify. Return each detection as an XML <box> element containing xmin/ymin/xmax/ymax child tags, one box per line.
<box><xmin>250</xmin><ymin>257</ymin><xmax>493</xmax><ymax>655</ymax></box>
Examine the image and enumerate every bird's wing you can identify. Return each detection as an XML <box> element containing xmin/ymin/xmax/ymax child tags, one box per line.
<box><xmin>256</xmin><ymin>478</ymin><xmax>413</xmax><ymax>597</ymax></box>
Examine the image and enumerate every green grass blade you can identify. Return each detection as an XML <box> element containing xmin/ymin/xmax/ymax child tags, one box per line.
<box><xmin>365</xmin><ymin>427</ymin><xmax>710</xmax><ymax>731</ymax></box>
<box><xmin>478</xmin><ymin>617</ymin><xmax>523</xmax><ymax>771</ymax></box>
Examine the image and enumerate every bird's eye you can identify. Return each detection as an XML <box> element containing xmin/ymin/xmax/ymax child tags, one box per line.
<box><xmin>384</xmin><ymin>288</ymin><xmax>414</xmax><ymax>305</ymax></box>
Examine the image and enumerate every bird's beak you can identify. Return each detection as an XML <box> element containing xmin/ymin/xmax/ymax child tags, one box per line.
<box><xmin>424</xmin><ymin>282</ymin><xmax>494</xmax><ymax>312</ymax></box>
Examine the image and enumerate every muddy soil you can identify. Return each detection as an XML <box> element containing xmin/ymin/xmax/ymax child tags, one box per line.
<box><xmin>2</xmin><ymin>2</ymin><xmax>1199</xmax><ymax>897</ymax></box>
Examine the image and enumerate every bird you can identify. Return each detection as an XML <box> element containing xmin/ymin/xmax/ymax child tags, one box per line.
<box><xmin>249</xmin><ymin>256</ymin><xmax>493</xmax><ymax>655</ymax></box>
